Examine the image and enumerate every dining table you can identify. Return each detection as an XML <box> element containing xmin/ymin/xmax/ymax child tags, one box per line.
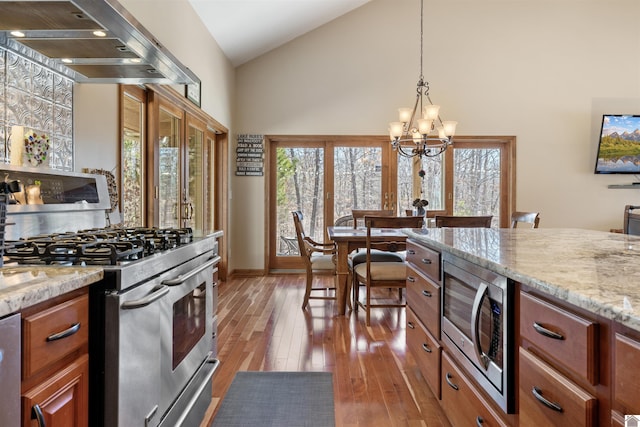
<box><xmin>327</xmin><ymin>226</ymin><xmax>411</xmax><ymax>315</ymax></box>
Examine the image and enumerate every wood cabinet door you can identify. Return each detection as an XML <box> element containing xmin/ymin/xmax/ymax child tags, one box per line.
<box><xmin>614</xmin><ymin>332</ymin><xmax>640</xmax><ymax>413</ymax></box>
<box><xmin>22</xmin><ymin>354</ymin><xmax>89</xmax><ymax>427</ymax></box>
<box><xmin>519</xmin><ymin>347</ymin><xmax>596</xmax><ymax>427</ymax></box>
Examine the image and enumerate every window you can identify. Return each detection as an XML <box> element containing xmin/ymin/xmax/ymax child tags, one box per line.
<box><xmin>267</xmin><ymin>135</ymin><xmax>515</xmax><ymax>270</ymax></box>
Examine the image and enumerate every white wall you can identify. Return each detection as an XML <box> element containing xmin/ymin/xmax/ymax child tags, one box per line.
<box><xmin>232</xmin><ymin>0</ymin><xmax>640</xmax><ymax>270</ymax></box>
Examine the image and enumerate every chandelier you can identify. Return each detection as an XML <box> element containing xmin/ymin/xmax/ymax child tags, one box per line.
<box><xmin>389</xmin><ymin>0</ymin><xmax>457</xmax><ymax>158</ymax></box>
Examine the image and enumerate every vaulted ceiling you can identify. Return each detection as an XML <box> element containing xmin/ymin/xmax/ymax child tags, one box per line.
<box><xmin>187</xmin><ymin>0</ymin><xmax>371</xmax><ymax>67</ymax></box>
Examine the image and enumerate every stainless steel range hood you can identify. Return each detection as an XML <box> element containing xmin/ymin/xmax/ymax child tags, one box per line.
<box><xmin>0</xmin><ymin>0</ymin><xmax>199</xmax><ymax>85</ymax></box>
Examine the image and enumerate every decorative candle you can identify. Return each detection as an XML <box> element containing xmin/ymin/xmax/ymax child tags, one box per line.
<box><xmin>9</xmin><ymin>126</ymin><xmax>24</xmax><ymax>166</ymax></box>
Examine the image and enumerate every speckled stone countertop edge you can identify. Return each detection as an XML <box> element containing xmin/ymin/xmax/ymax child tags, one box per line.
<box><xmin>0</xmin><ymin>266</ymin><xmax>104</xmax><ymax>318</ymax></box>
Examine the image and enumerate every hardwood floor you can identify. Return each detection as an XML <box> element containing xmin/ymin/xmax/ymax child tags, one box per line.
<box><xmin>201</xmin><ymin>274</ymin><xmax>450</xmax><ymax>427</ymax></box>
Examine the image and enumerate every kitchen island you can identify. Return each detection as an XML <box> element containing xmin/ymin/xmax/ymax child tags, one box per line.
<box><xmin>405</xmin><ymin>227</ymin><xmax>640</xmax><ymax>332</ymax></box>
<box><xmin>403</xmin><ymin>227</ymin><xmax>640</xmax><ymax>426</ymax></box>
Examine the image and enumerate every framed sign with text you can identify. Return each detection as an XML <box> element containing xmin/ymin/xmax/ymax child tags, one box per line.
<box><xmin>185</xmin><ymin>80</ymin><xmax>201</xmax><ymax>107</ymax></box>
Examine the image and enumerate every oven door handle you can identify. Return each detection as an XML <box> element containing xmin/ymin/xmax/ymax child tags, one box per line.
<box><xmin>471</xmin><ymin>281</ymin><xmax>490</xmax><ymax>369</ymax></box>
<box><xmin>161</xmin><ymin>257</ymin><xmax>219</xmax><ymax>286</ymax></box>
<box><xmin>121</xmin><ymin>285</ymin><xmax>169</xmax><ymax>309</ymax></box>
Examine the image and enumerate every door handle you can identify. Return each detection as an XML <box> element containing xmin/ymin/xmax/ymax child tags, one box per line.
<box><xmin>161</xmin><ymin>257</ymin><xmax>219</xmax><ymax>286</ymax></box>
<box><xmin>471</xmin><ymin>282</ymin><xmax>490</xmax><ymax>369</ymax></box>
<box><xmin>121</xmin><ymin>285</ymin><xmax>169</xmax><ymax>309</ymax></box>
<box><xmin>31</xmin><ymin>404</ymin><xmax>46</xmax><ymax>427</ymax></box>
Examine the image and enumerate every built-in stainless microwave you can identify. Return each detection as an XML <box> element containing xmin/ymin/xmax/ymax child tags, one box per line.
<box><xmin>441</xmin><ymin>252</ymin><xmax>515</xmax><ymax>413</ymax></box>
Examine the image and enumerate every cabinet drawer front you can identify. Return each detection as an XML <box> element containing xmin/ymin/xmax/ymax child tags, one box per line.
<box><xmin>519</xmin><ymin>347</ymin><xmax>597</xmax><ymax>427</ymax></box>
<box><xmin>407</xmin><ymin>308</ymin><xmax>441</xmax><ymax>399</ymax></box>
<box><xmin>614</xmin><ymin>333</ymin><xmax>640</xmax><ymax>413</ymax></box>
<box><xmin>440</xmin><ymin>352</ymin><xmax>509</xmax><ymax>427</ymax></box>
<box><xmin>519</xmin><ymin>292</ymin><xmax>598</xmax><ymax>384</ymax></box>
<box><xmin>23</xmin><ymin>294</ymin><xmax>89</xmax><ymax>379</ymax></box>
<box><xmin>406</xmin><ymin>242</ymin><xmax>440</xmax><ymax>284</ymax></box>
<box><xmin>406</xmin><ymin>265</ymin><xmax>440</xmax><ymax>337</ymax></box>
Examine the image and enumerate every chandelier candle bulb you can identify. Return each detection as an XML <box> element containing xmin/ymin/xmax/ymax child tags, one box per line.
<box><xmin>423</xmin><ymin>104</ymin><xmax>440</xmax><ymax>121</ymax></box>
<box><xmin>418</xmin><ymin>118</ymin><xmax>433</xmax><ymax>135</ymax></box>
<box><xmin>389</xmin><ymin>122</ymin><xmax>404</xmax><ymax>139</ymax></box>
<box><xmin>442</xmin><ymin>121</ymin><xmax>458</xmax><ymax>137</ymax></box>
<box><xmin>399</xmin><ymin>108</ymin><xmax>413</xmax><ymax>123</ymax></box>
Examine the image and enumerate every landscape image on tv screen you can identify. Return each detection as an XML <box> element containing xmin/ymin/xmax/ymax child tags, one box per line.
<box><xmin>595</xmin><ymin>114</ymin><xmax>640</xmax><ymax>174</ymax></box>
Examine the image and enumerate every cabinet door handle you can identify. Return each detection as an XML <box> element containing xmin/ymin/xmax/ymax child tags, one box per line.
<box><xmin>31</xmin><ymin>404</ymin><xmax>46</xmax><ymax>427</ymax></box>
<box><xmin>407</xmin><ymin>321</ymin><xmax>415</xmax><ymax>330</ymax></box>
<box><xmin>445</xmin><ymin>372</ymin><xmax>459</xmax><ymax>390</ymax></box>
<box><xmin>532</xmin><ymin>386</ymin><xmax>563</xmax><ymax>412</ymax></box>
<box><xmin>476</xmin><ymin>416</ymin><xmax>484</xmax><ymax>426</ymax></box>
<box><xmin>422</xmin><ymin>290</ymin><xmax>432</xmax><ymax>298</ymax></box>
<box><xmin>407</xmin><ymin>276</ymin><xmax>416</xmax><ymax>283</ymax></box>
<box><xmin>533</xmin><ymin>322</ymin><xmax>564</xmax><ymax>340</ymax></box>
<box><xmin>421</xmin><ymin>258</ymin><xmax>432</xmax><ymax>265</ymax></box>
<box><xmin>46</xmin><ymin>322</ymin><xmax>80</xmax><ymax>342</ymax></box>
<box><xmin>422</xmin><ymin>343</ymin><xmax>432</xmax><ymax>353</ymax></box>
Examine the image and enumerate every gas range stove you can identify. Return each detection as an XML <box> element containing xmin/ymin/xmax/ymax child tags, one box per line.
<box><xmin>4</xmin><ymin>227</ymin><xmax>194</xmax><ymax>266</ymax></box>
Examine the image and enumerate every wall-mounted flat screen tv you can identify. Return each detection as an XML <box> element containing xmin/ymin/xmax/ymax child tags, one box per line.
<box><xmin>595</xmin><ymin>114</ymin><xmax>640</xmax><ymax>174</ymax></box>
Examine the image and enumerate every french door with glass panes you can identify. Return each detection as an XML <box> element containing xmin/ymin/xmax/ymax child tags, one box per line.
<box><xmin>268</xmin><ymin>136</ymin><xmax>397</xmax><ymax>270</ymax></box>
<box><xmin>396</xmin><ymin>136</ymin><xmax>515</xmax><ymax>228</ymax></box>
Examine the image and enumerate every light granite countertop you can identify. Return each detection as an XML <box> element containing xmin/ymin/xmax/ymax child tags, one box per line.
<box><xmin>0</xmin><ymin>266</ymin><xmax>103</xmax><ymax>317</ymax></box>
<box><xmin>404</xmin><ymin>227</ymin><xmax>640</xmax><ymax>333</ymax></box>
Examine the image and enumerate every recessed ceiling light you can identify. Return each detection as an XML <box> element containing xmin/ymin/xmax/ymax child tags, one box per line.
<box><xmin>10</xmin><ymin>31</ymin><xmax>25</xmax><ymax>37</ymax></box>
<box><xmin>129</xmin><ymin>58</ymin><xmax>142</xmax><ymax>63</ymax></box>
<box><xmin>93</xmin><ymin>30</ymin><xmax>107</xmax><ymax>37</ymax></box>
<box><xmin>61</xmin><ymin>58</ymin><xmax>73</xmax><ymax>64</ymax></box>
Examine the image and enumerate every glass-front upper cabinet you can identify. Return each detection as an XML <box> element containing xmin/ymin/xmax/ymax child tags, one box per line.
<box><xmin>157</xmin><ymin>101</ymin><xmax>183</xmax><ymax>229</ymax></box>
<box><xmin>120</xmin><ymin>86</ymin><xmax>146</xmax><ymax>227</ymax></box>
<box><xmin>186</xmin><ymin>114</ymin><xmax>206</xmax><ymax>235</ymax></box>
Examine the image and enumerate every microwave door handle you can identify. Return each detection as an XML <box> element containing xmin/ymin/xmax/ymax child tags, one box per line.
<box><xmin>470</xmin><ymin>282</ymin><xmax>490</xmax><ymax>369</ymax></box>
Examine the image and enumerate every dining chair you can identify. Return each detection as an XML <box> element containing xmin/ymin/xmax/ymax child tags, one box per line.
<box><xmin>347</xmin><ymin>209</ymin><xmax>402</xmax><ymax>307</ymax></box>
<box><xmin>624</xmin><ymin>205</ymin><xmax>640</xmax><ymax>235</ymax></box>
<box><xmin>334</xmin><ymin>214</ymin><xmax>354</xmax><ymax>227</ymax></box>
<box><xmin>351</xmin><ymin>209</ymin><xmax>395</xmax><ymax>228</ymax></box>
<box><xmin>353</xmin><ymin>215</ymin><xmax>424</xmax><ymax>325</ymax></box>
<box><xmin>435</xmin><ymin>215</ymin><xmax>493</xmax><ymax>228</ymax></box>
<box><xmin>292</xmin><ymin>211</ymin><xmax>337</xmax><ymax>309</ymax></box>
<box><xmin>510</xmin><ymin>211</ymin><xmax>540</xmax><ymax>228</ymax></box>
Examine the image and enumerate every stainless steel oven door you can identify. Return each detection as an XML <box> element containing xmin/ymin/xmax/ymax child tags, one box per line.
<box><xmin>105</xmin><ymin>278</ymin><xmax>169</xmax><ymax>427</ymax></box>
<box><xmin>159</xmin><ymin>255</ymin><xmax>215</xmax><ymax>417</ymax></box>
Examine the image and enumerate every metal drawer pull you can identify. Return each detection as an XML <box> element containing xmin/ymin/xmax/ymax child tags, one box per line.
<box><xmin>421</xmin><ymin>258</ymin><xmax>432</xmax><ymax>265</ymax></box>
<box><xmin>407</xmin><ymin>276</ymin><xmax>416</xmax><ymax>283</ymax></box>
<box><xmin>476</xmin><ymin>416</ymin><xmax>484</xmax><ymax>426</ymax></box>
<box><xmin>532</xmin><ymin>322</ymin><xmax>564</xmax><ymax>340</ymax></box>
<box><xmin>31</xmin><ymin>404</ymin><xmax>46</xmax><ymax>427</ymax></box>
<box><xmin>445</xmin><ymin>372</ymin><xmax>459</xmax><ymax>390</ymax></box>
<box><xmin>422</xmin><ymin>343</ymin><xmax>432</xmax><ymax>353</ymax></box>
<box><xmin>407</xmin><ymin>322</ymin><xmax>415</xmax><ymax>330</ymax></box>
<box><xmin>162</xmin><ymin>257</ymin><xmax>218</xmax><ymax>286</ymax></box>
<box><xmin>46</xmin><ymin>322</ymin><xmax>80</xmax><ymax>342</ymax></box>
<box><xmin>407</xmin><ymin>249</ymin><xmax>416</xmax><ymax>255</ymax></box>
<box><xmin>532</xmin><ymin>387</ymin><xmax>563</xmax><ymax>412</ymax></box>
<box><xmin>122</xmin><ymin>286</ymin><xmax>169</xmax><ymax>309</ymax></box>
<box><xmin>422</xmin><ymin>290</ymin><xmax>432</xmax><ymax>297</ymax></box>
